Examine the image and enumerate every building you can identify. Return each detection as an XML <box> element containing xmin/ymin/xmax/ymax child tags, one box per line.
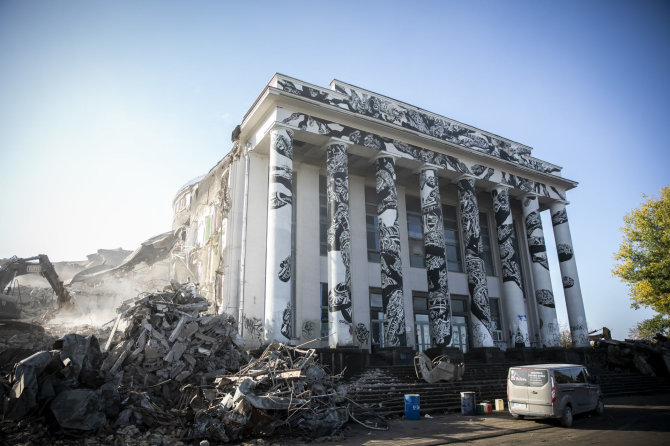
<box><xmin>170</xmin><ymin>74</ymin><xmax>589</xmax><ymax>354</ymax></box>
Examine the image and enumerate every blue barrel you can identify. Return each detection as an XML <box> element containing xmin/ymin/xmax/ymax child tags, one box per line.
<box><xmin>404</xmin><ymin>394</ymin><xmax>420</xmax><ymax>420</ymax></box>
<box><xmin>460</xmin><ymin>391</ymin><xmax>475</xmax><ymax>415</ymax></box>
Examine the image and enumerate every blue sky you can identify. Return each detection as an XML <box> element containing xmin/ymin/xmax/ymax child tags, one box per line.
<box><xmin>1</xmin><ymin>0</ymin><xmax>668</xmax><ymax>339</ymax></box>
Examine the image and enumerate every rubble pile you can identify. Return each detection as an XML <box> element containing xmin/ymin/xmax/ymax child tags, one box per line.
<box><xmin>188</xmin><ymin>342</ymin><xmax>350</xmax><ymax>442</ymax></box>
<box><xmin>0</xmin><ymin>282</ymin><xmax>372</xmax><ymax>444</ymax></box>
<box><xmin>104</xmin><ymin>280</ymin><xmax>248</xmax><ymax>408</ymax></box>
<box><xmin>2</xmin><ymin>333</ymin><xmax>120</xmax><ymax>434</ymax></box>
<box><xmin>594</xmin><ymin>334</ymin><xmax>670</xmax><ymax>377</ymax></box>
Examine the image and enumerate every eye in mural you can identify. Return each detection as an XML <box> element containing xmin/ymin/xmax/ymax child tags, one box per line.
<box><xmin>556</xmin><ymin>243</ymin><xmax>574</xmax><ymax>262</ymax></box>
<box><xmin>535</xmin><ymin>289</ymin><xmax>555</xmax><ymax>308</ymax></box>
<box><xmin>551</xmin><ymin>208</ymin><xmax>568</xmax><ymax>226</ymax></box>
<box><xmin>457</xmin><ymin>177</ymin><xmax>494</xmax><ymax>348</ymax></box>
<box><xmin>302</xmin><ymin>320</ymin><xmax>315</xmax><ymax>339</ymax></box>
<box><xmin>355</xmin><ymin>323</ymin><xmax>370</xmax><ymax>345</ymax></box>
<box><xmin>278</xmin><ymin>256</ymin><xmax>291</xmax><ymax>283</ymax></box>
<box><xmin>562</xmin><ymin>276</ymin><xmax>575</xmax><ymax>288</ymax></box>
<box><xmin>375</xmin><ymin>156</ymin><xmax>406</xmax><ymax>347</ymax></box>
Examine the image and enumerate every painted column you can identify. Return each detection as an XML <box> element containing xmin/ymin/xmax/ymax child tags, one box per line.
<box><xmin>492</xmin><ymin>186</ymin><xmax>530</xmax><ymax>348</ymax></box>
<box><xmin>550</xmin><ymin>202</ymin><xmax>589</xmax><ymax>347</ymax></box>
<box><xmin>264</xmin><ymin>126</ymin><xmax>294</xmax><ymax>343</ymax></box>
<box><xmin>419</xmin><ymin>165</ymin><xmax>452</xmax><ymax>347</ymax></box>
<box><xmin>521</xmin><ymin>194</ymin><xmax>560</xmax><ymax>347</ymax></box>
<box><xmin>457</xmin><ymin>176</ymin><xmax>494</xmax><ymax>348</ymax></box>
<box><xmin>326</xmin><ymin>140</ymin><xmax>353</xmax><ymax>346</ymax></box>
<box><xmin>375</xmin><ymin>154</ymin><xmax>406</xmax><ymax>347</ymax></box>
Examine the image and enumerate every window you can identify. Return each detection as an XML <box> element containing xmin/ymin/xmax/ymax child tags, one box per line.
<box><xmin>320</xmin><ymin>283</ymin><xmax>329</xmax><ymax>338</ymax></box>
<box><xmin>406</xmin><ymin>196</ymin><xmax>425</xmax><ymax>267</ymax></box>
<box><xmin>479</xmin><ymin>212</ymin><xmax>495</xmax><ymax>275</ymax></box>
<box><xmin>370</xmin><ymin>288</ymin><xmax>384</xmax><ymax>348</ymax></box>
<box><xmin>443</xmin><ymin>204</ymin><xmax>463</xmax><ymax>272</ymax></box>
<box><xmin>319</xmin><ymin>176</ymin><xmax>327</xmax><ymax>256</ymax></box>
<box><xmin>554</xmin><ymin>369</ymin><xmax>573</xmax><ymax>384</ymax></box>
<box><xmin>413</xmin><ymin>292</ymin><xmax>431</xmax><ymax>352</ymax></box>
<box><xmin>572</xmin><ymin>367</ymin><xmax>587</xmax><ymax>383</ymax></box>
<box><xmin>489</xmin><ymin>298</ymin><xmax>503</xmax><ymax>342</ymax></box>
<box><xmin>365</xmin><ymin>187</ymin><xmax>380</xmax><ymax>263</ymax></box>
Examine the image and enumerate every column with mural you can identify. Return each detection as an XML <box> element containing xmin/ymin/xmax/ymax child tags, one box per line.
<box><xmin>326</xmin><ymin>140</ymin><xmax>353</xmax><ymax>346</ymax></box>
<box><xmin>491</xmin><ymin>186</ymin><xmax>530</xmax><ymax>348</ymax></box>
<box><xmin>457</xmin><ymin>176</ymin><xmax>494</xmax><ymax>348</ymax></box>
<box><xmin>419</xmin><ymin>165</ymin><xmax>452</xmax><ymax>347</ymax></box>
<box><xmin>375</xmin><ymin>155</ymin><xmax>406</xmax><ymax>347</ymax></box>
<box><xmin>264</xmin><ymin>126</ymin><xmax>294</xmax><ymax>343</ymax></box>
<box><xmin>550</xmin><ymin>202</ymin><xmax>589</xmax><ymax>347</ymax></box>
<box><xmin>521</xmin><ymin>194</ymin><xmax>560</xmax><ymax>347</ymax></box>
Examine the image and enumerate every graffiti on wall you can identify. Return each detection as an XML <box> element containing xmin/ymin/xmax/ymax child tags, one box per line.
<box><xmin>457</xmin><ymin>177</ymin><xmax>493</xmax><ymax>348</ymax></box>
<box><xmin>419</xmin><ymin>168</ymin><xmax>452</xmax><ymax>346</ymax></box>
<box><xmin>276</xmin><ymin>77</ymin><xmax>560</xmax><ymax>175</ymax></box>
<box><xmin>376</xmin><ymin>156</ymin><xmax>406</xmax><ymax>347</ymax></box>
<box><xmin>279</xmin><ymin>111</ymin><xmax>566</xmax><ymax>201</ymax></box>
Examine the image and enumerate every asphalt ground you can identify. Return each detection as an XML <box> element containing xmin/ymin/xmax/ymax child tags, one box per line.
<box><xmin>322</xmin><ymin>392</ymin><xmax>670</xmax><ymax>446</ymax></box>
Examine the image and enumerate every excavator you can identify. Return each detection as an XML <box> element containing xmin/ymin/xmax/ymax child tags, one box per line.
<box><xmin>0</xmin><ymin>255</ymin><xmax>73</xmax><ymax>318</ymax></box>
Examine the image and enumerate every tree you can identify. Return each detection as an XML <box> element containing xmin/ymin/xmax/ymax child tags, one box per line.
<box><xmin>613</xmin><ymin>186</ymin><xmax>670</xmax><ymax>336</ymax></box>
<box><xmin>559</xmin><ymin>327</ymin><xmax>572</xmax><ymax>348</ymax></box>
<box><xmin>628</xmin><ymin>315</ymin><xmax>670</xmax><ymax>340</ymax></box>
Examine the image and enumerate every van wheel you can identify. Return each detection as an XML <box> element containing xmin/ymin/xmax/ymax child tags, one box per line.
<box><xmin>512</xmin><ymin>414</ymin><xmax>524</xmax><ymax>420</ymax></box>
<box><xmin>560</xmin><ymin>406</ymin><xmax>573</xmax><ymax>427</ymax></box>
<box><xmin>595</xmin><ymin>398</ymin><xmax>605</xmax><ymax>416</ymax></box>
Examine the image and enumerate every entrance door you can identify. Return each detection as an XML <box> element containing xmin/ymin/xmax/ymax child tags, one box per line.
<box><xmin>415</xmin><ymin>314</ymin><xmax>431</xmax><ymax>352</ymax></box>
<box><xmin>452</xmin><ymin>315</ymin><xmax>469</xmax><ymax>353</ymax></box>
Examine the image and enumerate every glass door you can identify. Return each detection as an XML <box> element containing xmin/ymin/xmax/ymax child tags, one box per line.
<box><xmin>452</xmin><ymin>315</ymin><xmax>469</xmax><ymax>353</ymax></box>
<box><xmin>415</xmin><ymin>314</ymin><xmax>431</xmax><ymax>352</ymax></box>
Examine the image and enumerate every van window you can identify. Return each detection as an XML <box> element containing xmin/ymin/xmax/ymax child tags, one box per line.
<box><xmin>572</xmin><ymin>367</ymin><xmax>587</xmax><ymax>383</ymax></box>
<box><xmin>554</xmin><ymin>369</ymin><xmax>573</xmax><ymax>384</ymax></box>
<box><xmin>510</xmin><ymin>368</ymin><xmax>549</xmax><ymax>387</ymax></box>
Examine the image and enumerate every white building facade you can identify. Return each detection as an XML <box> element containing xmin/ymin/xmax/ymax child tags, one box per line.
<box><xmin>171</xmin><ymin>74</ymin><xmax>589</xmax><ymax>353</ymax></box>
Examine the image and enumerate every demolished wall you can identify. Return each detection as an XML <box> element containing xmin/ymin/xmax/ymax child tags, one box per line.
<box><xmin>170</xmin><ymin>143</ymin><xmax>241</xmax><ymax>316</ymax></box>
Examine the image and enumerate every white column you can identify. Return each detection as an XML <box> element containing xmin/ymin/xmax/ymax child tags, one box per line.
<box><xmin>521</xmin><ymin>194</ymin><xmax>560</xmax><ymax>347</ymax></box>
<box><xmin>419</xmin><ymin>165</ymin><xmax>452</xmax><ymax>347</ymax></box>
<box><xmin>550</xmin><ymin>202</ymin><xmax>589</xmax><ymax>347</ymax></box>
<box><xmin>492</xmin><ymin>186</ymin><xmax>530</xmax><ymax>348</ymax></box>
<box><xmin>457</xmin><ymin>176</ymin><xmax>494</xmax><ymax>348</ymax></box>
<box><xmin>375</xmin><ymin>154</ymin><xmax>406</xmax><ymax>347</ymax></box>
<box><xmin>326</xmin><ymin>140</ymin><xmax>353</xmax><ymax>346</ymax></box>
<box><xmin>264</xmin><ymin>126</ymin><xmax>294</xmax><ymax>343</ymax></box>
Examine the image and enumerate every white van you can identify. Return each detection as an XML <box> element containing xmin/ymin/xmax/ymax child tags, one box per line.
<box><xmin>507</xmin><ymin>364</ymin><xmax>604</xmax><ymax>427</ymax></box>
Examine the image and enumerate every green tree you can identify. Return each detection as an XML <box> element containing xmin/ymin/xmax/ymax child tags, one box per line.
<box><xmin>613</xmin><ymin>186</ymin><xmax>670</xmax><ymax>336</ymax></box>
<box><xmin>628</xmin><ymin>315</ymin><xmax>670</xmax><ymax>340</ymax></box>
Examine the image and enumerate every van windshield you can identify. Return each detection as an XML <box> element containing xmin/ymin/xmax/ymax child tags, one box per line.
<box><xmin>509</xmin><ymin>368</ymin><xmax>549</xmax><ymax>387</ymax></box>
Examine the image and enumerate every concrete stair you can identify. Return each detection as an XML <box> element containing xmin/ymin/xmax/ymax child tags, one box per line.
<box><xmin>345</xmin><ymin>360</ymin><xmax>670</xmax><ymax>417</ymax></box>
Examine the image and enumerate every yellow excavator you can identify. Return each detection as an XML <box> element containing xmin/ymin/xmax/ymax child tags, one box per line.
<box><xmin>0</xmin><ymin>254</ymin><xmax>73</xmax><ymax>318</ymax></box>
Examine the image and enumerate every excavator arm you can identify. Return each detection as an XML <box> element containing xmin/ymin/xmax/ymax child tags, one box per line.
<box><xmin>0</xmin><ymin>255</ymin><xmax>73</xmax><ymax>308</ymax></box>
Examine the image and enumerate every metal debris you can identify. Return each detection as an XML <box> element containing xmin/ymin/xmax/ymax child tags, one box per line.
<box><xmin>414</xmin><ymin>351</ymin><xmax>465</xmax><ymax>383</ymax></box>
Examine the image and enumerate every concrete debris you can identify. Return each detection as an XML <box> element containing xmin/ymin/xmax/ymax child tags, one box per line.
<box><xmin>3</xmin><ymin>333</ymin><xmax>120</xmax><ymax>429</ymax></box>
<box><xmin>188</xmin><ymin>342</ymin><xmax>350</xmax><ymax>442</ymax></box>
<box><xmin>0</xmin><ymin>281</ymin><xmax>377</xmax><ymax>444</ymax></box>
<box><xmin>593</xmin><ymin>334</ymin><xmax>670</xmax><ymax>378</ymax></box>
<box><xmin>107</xmin><ymin>281</ymin><xmax>249</xmax><ymax>409</ymax></box>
